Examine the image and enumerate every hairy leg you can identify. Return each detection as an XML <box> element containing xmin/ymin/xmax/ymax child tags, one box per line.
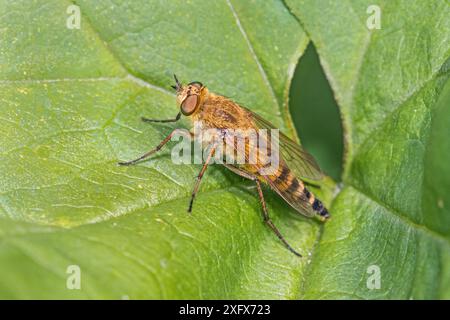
<box><xmin>188</xmin><ymin>142</ymin><xmax>218</xmax><ymax>213</ymax></box>
<box><xmin>141</xmin><ymin>112</ymin><xmax>181</xmax><ymax>123</ymax></box>
<box><xmin>223</xmin><ymin>164</ymin><xmax>301</xmax><ymax>257</ymax></box>
<box><xmin>118</xmin><ymin>128</ymin><xmax>191</xmax><ymax>166</ymax></box>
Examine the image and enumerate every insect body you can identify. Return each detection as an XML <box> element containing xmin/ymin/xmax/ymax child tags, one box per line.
<box><xmin>119</xmin><ymin>75</ymin><xmax>330</xmax><ymax>257</ymax></box>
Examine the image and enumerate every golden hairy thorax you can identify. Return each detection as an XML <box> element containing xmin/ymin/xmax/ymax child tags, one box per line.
<box><xmin>188</xmin><ymin>90</ymin><xmax>278</xmax><ymax>180</ymax></box>
<box><xmin>189</xmin><ymin>90</ymin><xmax>253</xmax><ymax>130</ymax></box>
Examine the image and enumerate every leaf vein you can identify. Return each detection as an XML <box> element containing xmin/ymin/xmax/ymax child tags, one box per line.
<box><xmin>349</xmin><ymin>185</ymin><xmax>450</xmax><ymax>248</ymax></box>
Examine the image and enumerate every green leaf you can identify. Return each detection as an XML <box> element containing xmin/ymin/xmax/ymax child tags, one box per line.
<box><xmin>2</xmin><ymin>0</ymin><xmax>449</xmax><ymax>300</ymax></box>
<box><xmin>0</xmin><ymin>0</ymin><xmax>330</xmax><ymax>299</ymax></box>
<box><xmin>285</xmin><ymin>0</ymin><xmax>450</xmax><ymax>298</ymax></box>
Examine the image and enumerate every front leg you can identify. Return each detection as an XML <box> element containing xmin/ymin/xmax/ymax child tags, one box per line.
<box><xmin>141</xmin><ymin>112</ymin><xmax>181</xmax><ymax>123</ymax></box>
<box><xmin>118</xmin><ymin>128</ymin><xmax>191</xmax><ymax>166</ymax></box>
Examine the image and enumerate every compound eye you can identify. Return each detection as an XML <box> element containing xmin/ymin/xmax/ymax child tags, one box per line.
<box><xmin>181</xmin><ymin>95</ymin><xmax>198</xmax><ymax>115</ymax></box>
<box><xmin>188</xmin><ymin>81</ymin><xmax>203</xmax><ymax>89</ymax></box>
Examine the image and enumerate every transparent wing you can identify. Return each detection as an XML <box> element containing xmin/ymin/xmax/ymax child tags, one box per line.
<box><xmin>243</xmin><ymin>107</ymin><xmax>324</xmax><ymax>181</ymax></box>
<box><xmin>223</xmin><ymin>163</ymin><xmax>316</xmax><ymax>217</ymax></box>
<box><xmin>265</xmin><ymin>176</ymin><xmax>316</xmax><ymax>217</ymax></box>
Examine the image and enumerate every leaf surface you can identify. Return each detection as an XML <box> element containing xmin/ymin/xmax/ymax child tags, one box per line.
<box><xmin>285</xmin><ymin>0</ymin><xmax>450</xmax><ymax>298</ymax></box>
<box><xmin>0</xmin><ymin>0</ymin><xmax>321</xmax><ymax>299</ymax></box>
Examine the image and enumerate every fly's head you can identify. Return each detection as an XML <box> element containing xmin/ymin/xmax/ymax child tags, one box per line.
<box><xmin>172</xmin><ymin>74</ymin><xmax>207</xmax><ymax>116</ymax></box>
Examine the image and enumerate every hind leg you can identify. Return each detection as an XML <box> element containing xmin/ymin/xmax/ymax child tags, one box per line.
<box><xmin>223</xmin><ymin>165</ymin><xmax>302</xmax><ymax>257</ymax></box>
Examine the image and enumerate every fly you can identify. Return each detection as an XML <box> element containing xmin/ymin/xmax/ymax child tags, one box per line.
<box><xmin>118</xmin><ymin>75</ymin><xmax>330</xmax><ymax>257</ymax></box>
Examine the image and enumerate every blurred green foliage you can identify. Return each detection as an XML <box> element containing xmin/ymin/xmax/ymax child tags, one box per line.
<box><xmin>289</xmin><ymin>44</ymin><xmax>343</xmax><ymax>181</ymax></box>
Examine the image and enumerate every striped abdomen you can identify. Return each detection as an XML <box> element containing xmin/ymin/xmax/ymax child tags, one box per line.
<box><xmin>266</xmin><ymin>164</ymin><xmax>330</xmax><ymax>219</ymax></box>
